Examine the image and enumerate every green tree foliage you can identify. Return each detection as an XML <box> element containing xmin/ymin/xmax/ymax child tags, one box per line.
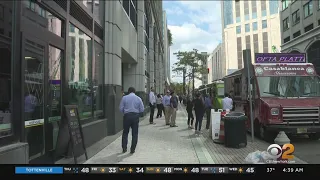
<box><xmin>170</xmin><ymin>82</ymin><xmax>184</xmax><ymax>95</ymax></box>
<box><xmin>168</xmin><ymin>29</ymin><xmax>173</xmax><ymax>46</ymax></box>
<box><xmin>172</xmin><ymin>49</ymin><xmax>207</xmax><ymax>80</ymax></box>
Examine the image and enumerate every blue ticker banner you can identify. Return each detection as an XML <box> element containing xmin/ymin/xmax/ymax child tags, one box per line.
<box><xmin>15</xmin><ymin>167</ymin><xmax>63</xmax><ymax>174</ymax></box>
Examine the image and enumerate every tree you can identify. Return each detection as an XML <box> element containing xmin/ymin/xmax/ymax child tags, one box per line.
<box><xmin>170</xmin><ymin>82</ymin><xmax>184</xmax><ymax>95</ymax></box>
<box><xmin>168</xmin><ymin>29</ymin><xmax>173</xmax><ymax>46</ymax></box>
<box><xmin>172</xmin><ymin>49</ymin><xmax>207</xmax><ymax>80</ymax></box>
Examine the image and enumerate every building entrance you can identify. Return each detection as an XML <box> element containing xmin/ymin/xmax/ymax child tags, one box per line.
<box><xmin>307</xmin><ymin>41</ymin><xmax>320</xmax><ymax>75</ymax></box>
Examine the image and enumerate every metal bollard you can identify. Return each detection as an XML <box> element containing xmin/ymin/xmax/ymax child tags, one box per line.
<box><xmin>274</xmin><ymin>131</ymin><xmax>290</xmax><ymax>164</ymax></box>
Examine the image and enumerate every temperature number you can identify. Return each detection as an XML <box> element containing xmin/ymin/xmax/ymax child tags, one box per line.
<box><xmin>191</xmin><ymin>168</ymin><xmax>199</xmax><ymax>173</ymax></box>
<box><xmin>267</xmin><ymin>168</ymin><xmax>275</xmax><ymax>173</ymax></box>
<box><xmin>164</xmin><ymin>168</ymin><xmax>172</xmax><ymax>173</ymax></box>
<box><xmin>81</xmin><ymin>168</ymin><xmax>89</xmax><ymax>173</ymax></box>
<box><xmin>246</xmin><ymin>167</ymin><xmax>255</xmax><ymax>173</ymax></box>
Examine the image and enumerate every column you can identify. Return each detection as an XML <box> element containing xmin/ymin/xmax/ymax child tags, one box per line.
<box><xmin>159</xmin><ymin>52</ymin><xmax>164</xmax><ymax>93</ymax></box>
<box><xmin>104</xmin><ymin>0</ymin><xmax>123</xmax><ymax>135</ymax></box>
<box><xmin>148</xmin><ymin>23</ymin><xmax>155</xmax><ymax>90</ymax></box>
<box><xmin>154</xmin><ymin>36</ymin><xmax>159</xmax><ymax>93</ymax></box>
<box><xmin>135</xmin><ymin>0</ymin><xmax>147</xmax><ymax>104</ymax></box>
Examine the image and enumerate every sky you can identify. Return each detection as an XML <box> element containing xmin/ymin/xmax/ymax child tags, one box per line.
<box><xmin>164</xmin><ymin>0</ymin><xmax>222</xmax><ymax>85</ymax></box>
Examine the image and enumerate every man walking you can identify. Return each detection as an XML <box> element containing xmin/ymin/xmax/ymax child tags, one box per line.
<box><xmin>222</xmin><ymin>92</ymin><xmax>233</xmax><ymax>111</ymax></box>
<box><xmin>149</xmin><ymin>87</ymin><xmax>156</xmax><ymax>124</ymax></box>
<box><xmin>162</xmin><ymin>90</ymin><xmax>171</xmax><ymax>125</ymax></box>
<box><xmin>119</xmin><ymin>87</ymin><xmax>144</xmax><ymax>154</ymax></box>
<box><xmin>204</xmin><ymin>94</ymin><xmax>212</xmax><ymax>129</ymax></box>
<box><xmin>170</xmin><ymin>91</ymin><xmax>178</xmax><ymax>127</ymax></box>
<box><xmin>186</xmin><ymin>96</ymin><xmax>194</xmax><ymax>129</ymax></box>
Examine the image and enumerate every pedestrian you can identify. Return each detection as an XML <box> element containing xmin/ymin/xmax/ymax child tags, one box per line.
<box><xmin>162</xmin><ymin>90</ymin><xmax>172</xmax><ymax>125</ymax></box>
<box><xmin>179</xmin><ymin>95</ymin><xmax>183</xmax><ymax>104</ymax></box>
<box><xmin>119</xmin><ymin>87</ymin><xmax>144</xmax><ymax>154</ymax></box>
<box><xmin>229</xmin><ymin>90</ymin><xmax>236</xmax><ymax>111</ymax></box>
<box><xmin>149</xmin><ymin>87</ymin><xmax>156</xmax><ymax>124</ymax></box>
<box><xmin>222</xmin><ymin>92</ymin><xmax>233</xmax><ymax>111</ymax></box>
<box><xmin>156</xmin><ymin>94</ymin><xmax>163</xmax><ymax>118</ymax></box>
<box><xmin>204</xmin><ymin>94</ymin><xmax>212</xmax><ymax>129</ymax></box>
<box><xmin>186</xmin><ymin>96</ymin><xmax>194</xmax><ymax>129</ymax></box>
<box><xmin>170</xmin><ymin>91</ymin><xmax>178</xmax><ymax>127</ymax></box>
<box><xmin>194</xmin><ymin>93</ymin><xmax>205</xmax><ymax>135</ymax></box>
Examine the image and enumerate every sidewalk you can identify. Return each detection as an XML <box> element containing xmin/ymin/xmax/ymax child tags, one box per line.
<box><xmin>84</xmin><ymin>104</ymin><xmax>307</xmax><ymax>164</ymax></box>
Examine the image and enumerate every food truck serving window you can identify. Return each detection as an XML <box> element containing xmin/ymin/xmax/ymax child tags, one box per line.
<box><xmin>257</xmin><ymin>76</ymin><xmax>320</xmax><ymax>97</ymax></box>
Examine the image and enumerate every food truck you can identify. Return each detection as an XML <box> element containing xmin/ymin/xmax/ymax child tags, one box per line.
<box><xmin>223</xmin><ymin>53</ymin><xmax>320</xmax><ymax>141</ymax></box>
<box><xmin>198</xmin><ymin>81</ymin><xmax>224</xmax><ymax>110</ymax></box>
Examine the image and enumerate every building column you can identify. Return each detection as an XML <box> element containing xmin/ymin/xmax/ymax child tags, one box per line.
<box><xmin>148</xmin><ymin>24</ymin><xmax>155</xmax><ymax>90</ymax></box>
<box><xmin>154</xmin><ymin>39</ymin><xmax>160</xmax><ymax>93</ymax></box>
<box><xmin>159</xmin><ymin>53</ymin><xmax>164</xmax><ymax>93</ymax></box>
<box><xmin>104</xmin><ymin>1</ymin><xmax>122</xmax><ymax>135</ymax></box>
<box><xmin>135</xmin><ymin>1</ymin><xmax>147</xmax><ymax>105</ymax></box>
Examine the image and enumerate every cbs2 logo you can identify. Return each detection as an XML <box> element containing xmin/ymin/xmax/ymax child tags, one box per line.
<box><xmin>267</xmin><ymin>144</ymin><xmax>294</xmax><ymax>159</ymax></box>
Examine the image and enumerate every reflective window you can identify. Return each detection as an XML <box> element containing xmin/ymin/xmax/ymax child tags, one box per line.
<box><xmin>82</xmin><ymin>0</ymin><xmax>93</xmax><ymax>13</ymax></box>
<box><xmin>236</xmin><ymin>16</ymin><xmax>241</xmax><ymax>23</ymax></box>
<box><xmin>93</xmin><ymin>0</ymin><xmax>104</xmax><ymax>24</ymax></box>
<box><xmin>283</xmin><ymin>17</ymin><xmax>290</xmax><ymax>31</ymax></box>
<box><xmin>269</xmin><ymin>0</ymin><xmax>279</xmax><ymax>15</ymax></box>
<box><xmin>93</xmin><ymin>42</ymin><xmax>103</xmax><ymax>118</ymax></box>
<box><xmin>48</xmin><ymin>46</ymin><xmax>62</xmax><ymax>123</ymax></box>
<box><xmin>304</xmin><ymin>0</ymin><xmax>313</xmax><ymax>17</ymax></box>
<box><xmin>245</xmin><ymin>24</ymin><xmax>250</xmax><ymax>32</ymax></box>
<box><xmin>122</xmin><ymin>0</ymin><xmax>137</xmax><ymax>29</ymax></box>
<box><xmin>282</xmin><ymin>0</ymin><xmax>290</xmax><ymax>10</ymax></box>
<box><xmin>262</xmin><ymin>20</ymin><xmax>268</xmax><ymax>29</ymax></box>
<box><xmin>223</xmin><ymin>0</ymin><xmax>233</xmax><ymax>27</ymax></box>
<box><xmin>261</xmin><ymin>10</ymin><xmax>267</xmax><ymax>17</ymax></box>
<box><xmin>236</xmin><ymin>25</ymin><xmax>241</xmax><ymax>34</ymax></box>
<box><xmin>253</xmin><ymin>22</ymin><xmax>258</xmax><ymax>31</ymax></box>
<box><xmin>24</xmin><ymin>0</ymin><xmax>63</xmax><ymax>37</ymax></box>
<box><xmin>252</xmin><ymin>12</ymin><xmax>257</xmax><ymax>19</ymax></box>
<box><xmin>0</xmin><ymin>1</ymin><xmax>13</xmax><ymax>138</ymax></box>
<box><xmin>68</xmin><ymin>23</ymin><xmax>92</xmax><ymax>120</ymax></box>
<box><xmin>292</xmin><ymin>9</ymin><xmax>300</xmax><ymax>25</ymax></box>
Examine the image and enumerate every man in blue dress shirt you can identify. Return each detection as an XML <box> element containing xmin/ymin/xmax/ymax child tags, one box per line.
<box><xmin>119</xmin><ymin>87</ymin><xmax>144</xmax><ymax>154</ymax></box>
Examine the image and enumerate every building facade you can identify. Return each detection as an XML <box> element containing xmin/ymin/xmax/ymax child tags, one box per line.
<box><xmin>221</xmin><ymin>0</ymin><xmax>281</xmax><ymax>72</ymax></box>
<box><xmin>280</xmin><ymin>0</ymin><xmax>320</xmax><ymax>74</ymax></box>
<box><xmin>207</xmin><ymin>43</ymin><xmax>224</xmax><ymax>83</ymax></box>
<box><xmin>162</xmin><ymin>11</ymin><xmax>171</xmax><ymax>89</ymax></box>
<box><xmin>200</xmin><ymin>52</ymin><xmax>208</xmax><ymax>85</ymax></box>
<box><xmin>0</xmin><ymin>0</ymin><xmax>164</xmax><ymax>164</ymax></box>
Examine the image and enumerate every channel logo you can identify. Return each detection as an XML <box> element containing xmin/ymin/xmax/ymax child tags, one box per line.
<box><xmin>266</xmin><ymin>144</ymin><xmax>295</xmax><ymax>164</ymax></box>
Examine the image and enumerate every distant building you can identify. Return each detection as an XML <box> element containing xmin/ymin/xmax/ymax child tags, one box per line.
<box><xmin>221</xmin><ymin>0</ymin><xmax>281</xmax><ymax>72</ymax></box>
<box><xmin>207</xmin><ymin>43</ymin><xmax>224</xmax><ymax>83</ymax></box>
<box><xmin>163</xmin><ymin>11</ymin><xmax>171</xmax><ymax>88</ymax></box>
<box><xmin>280</xmin><ymin>0</ymin><xmax>320</xmax><ymax>74</ymax></box>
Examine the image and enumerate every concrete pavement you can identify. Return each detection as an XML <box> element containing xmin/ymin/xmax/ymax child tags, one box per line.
<box><xmin>84</xmin><ymin>103</ymin><xmax>308</xmax><ymax>164</ymax></box>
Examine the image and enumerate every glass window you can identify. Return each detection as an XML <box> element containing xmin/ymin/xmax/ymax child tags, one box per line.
<box><xmin>48</xmin><ymin>46</ymin><xmax>62</xmax><ymax>123</ymax></box>
<box><xmin>292</xmin><ymin>9</ymin><xmax>300</xmax><ymax>25</ymax></box>
<box><xmin>236</xmin><ymin>16</ymin><xmax>241</xmax><ymax>23</ymax></box>
<box><xmin>282</xmin><ymin>0</ymin><xmax>289</xmax><ymax>10</ymax></box>
<box><xmin>304</xmin><ymin>0</ymin><xmax>313</xmax><ymax>17</ymax></box>
<box><xmin>93</xmin><ymin>0</ymin><xmax>104</xmax><ymax>24</ymax></box>
<box><xmin>93</xmin><ymin>42</ymin><xmax>103</xmax><ymax>118</ymax></box>
<box><xmin>236</xmin><ymin>25</ymin><xmax>241</xmax><ymax>34</ymax></box>
<box><xmin>68</xmin><ymin>23</ymin><xmax>92</xmax><ymax>120</ymax></box>
<box><xmin>253</xmin><ymin>22</ymin><xmax>258</xmax><ymax>31</ymax></box>
<box><xmin>261</xmin><ymin>10</ymin><xmax>267</xmax><ymax>17</ymax></box>
<box><xmin>262</xmin><ymin>20</ymin><xmax>268</xmax><ymax>29</ymax></box>
<box><xmin>82</xmin><ymin>0</ymin><xmax>93</xmax><ymax>13</ymax></box>
<box><xmin>283</xmin><ymin>17</ymin><xmax>290</xmax><ymax>31</ymax></box>
<box><xmin>245</xmin><ymin>24</ymin><xmax>250</xmax><ymax>32</ymax></box>
<box><xmin>257</xmin><ymin>76</ymin><xmax>320</xmax><ymax>98</ymax></box>
<box><xmin>270</xmin><ymin>0</ymin><xmax>279</xmax><ymax>15</ymax></box>
<box><xmin>24</xmin><ymin>1</ymin><xmax>63</xmax><ymax>37</ymax></box>
<box><xmin>252</xmin><ymin>12</ymin><xmax>257</xmax><ymax>19</ymax></box>
<box><xmin>0</xmin><ymin>1</ymin><xmax>13</xmax><ymax>138</ymax></box>
<box><xmin>223</xmin><ymin>1</ymin><xmax>233</xmax><ymax>27</ymax></box>
<box><xmin>245</xmin><ymin>14</ymin><xmax>250</xmax><ymax>21</ymax></box>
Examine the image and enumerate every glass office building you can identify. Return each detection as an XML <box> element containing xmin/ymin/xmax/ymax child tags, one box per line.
<box><xmin>0</xmin><ymin>0</ymin><xmax>105</xmax><ymax>164</ymax></box>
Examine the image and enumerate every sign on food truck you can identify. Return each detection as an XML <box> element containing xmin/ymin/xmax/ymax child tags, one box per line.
<box><xmin>255</xmin><ymin>53</ymin><xmax>306</xmax><ymax>63</ymax></box>
<box><xmin>254</xmin><ymin>65</ymin><xmax>316</xmax><ymax>76</ymax></box>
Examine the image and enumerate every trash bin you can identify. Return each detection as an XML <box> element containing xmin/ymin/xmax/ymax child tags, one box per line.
<box><xmin>224</xmin><ymin>112</ymin><xmax>247</xmax><ymax>148</ymax></box>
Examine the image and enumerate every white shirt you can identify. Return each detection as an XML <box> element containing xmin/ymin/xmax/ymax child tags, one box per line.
<box><xmin>222</xmin><ymin>97</ymin><xmax>233</xmax><ymax>110</ymax></box>
<box><xmin>149</xmin><ymin>91</ymin><xmax>156</xmax><ymax>105</ymax></box>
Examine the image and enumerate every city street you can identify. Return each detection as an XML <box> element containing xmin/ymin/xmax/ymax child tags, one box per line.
<box><xmin>84</xmin><ymin>104</ymin><xmax>312</xmax><ymax>164</ymax></box>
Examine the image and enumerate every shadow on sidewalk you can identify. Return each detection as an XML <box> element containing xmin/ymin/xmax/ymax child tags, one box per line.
<box><xmin>87</xmin><ymin>152</ymin><xmax>133</xmax><ymax>164</ymax></box>
<box><xmin>177</xmin><ymin>128</ymin><xmax>189</xmax><ymax>132</ymax></box>
<box><xmin>159</xmin><ymin>126</ymin><xmax>171</xmax><ymax>130</ymax></box>
<box><xmin>180</xmin><ymin>134</ymin><xmax>198</xmax><ymax>139</ymax></box>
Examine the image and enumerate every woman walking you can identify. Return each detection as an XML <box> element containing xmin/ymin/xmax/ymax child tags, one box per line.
<box><xmin>194</xmin><ymin>93</ymin><xmax>205</xmax><ymax>135</ymax></box>
<box><xmin>156</xmin><ymin>94</ymin><xmax>163</xmax><ymax>118</ymax></box>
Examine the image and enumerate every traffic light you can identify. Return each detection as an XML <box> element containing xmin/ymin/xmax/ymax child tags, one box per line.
<box><xmin>208</xmin><ymin>68</ymin><xmax>210</xmax><ymax>74</ymax></box>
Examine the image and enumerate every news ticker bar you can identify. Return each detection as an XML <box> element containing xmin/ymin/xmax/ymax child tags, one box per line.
<box><xmin>13</xmin><ymin>166</ymin><xmax>316</xmax><ymax>175</ymax></box>
<box><xmin>15</xmin><ymin>166</ymin><xmax>253</xmax><ymax>174</ymax></box>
